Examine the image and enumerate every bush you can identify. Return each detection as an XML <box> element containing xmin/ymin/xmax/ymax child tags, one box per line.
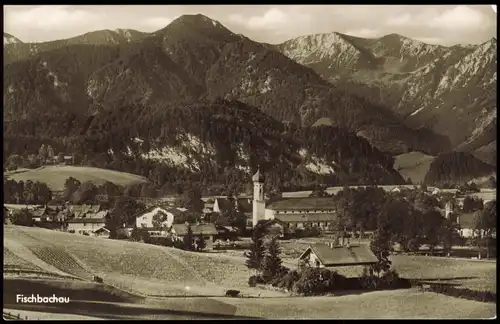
<box><xmin>173</xmin><ymin>239</ymin><xmax>184</xmax><ymax>250</ymax></box>
<box><xmin>380</xmin><ymin>269</ymin><xmax>410</xmax><ymax>289</ymax></box>
<box><xmin>68</xmin><ymin>229</ymin><xmax>75</xmax><ymax>233</ymax></box>
<box><xmin>82</xmin><ymin>232</ymin><xmax>89</xmax><ymax>236</ymax></box>
<box><xmin>272</xmin><ymin>269</ymin><xmax>299</xmax><ymax>289</ymax></box>
<box><xmin>248</xmin><ymin>275</ymin><xmax>266</xmax><ymax>287</ymax></box>
<box><xmin>292</xmin><ymin>267</ymin><xmax>335</xmax><ymax>296</ymax></box>
<box><xmin>426</xmin><ymin>285</ymin><xmax>496</xmax><ymax>303</ymax></box>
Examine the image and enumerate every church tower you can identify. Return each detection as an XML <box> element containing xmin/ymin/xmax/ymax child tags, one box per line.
<box><xmin>252</xmin><ymin>167</ymin><xmax>266</xmax><ymax>228</ymax></box>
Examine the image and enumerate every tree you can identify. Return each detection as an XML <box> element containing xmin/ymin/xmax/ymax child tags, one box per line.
<box><xmin>131</xmin><ymin>226</ymin><xmax>150</xmax><ymax>243</ymax></box>
<box><xmin>183</xmin><ymin>224</ymin><xmax>194</xmax><ymax>251</ymax></box>
<box><xmin>11</xmin><ymin>208</ymin><xmax>34</xmax><ymax>227</ymax></box>
<box><xmin>6</xmin><ymin>154</ymin><xmax>23</xmax><ymax>170</ymax></box>
<box><xmin>63</xmin><ymin>177</ymin><xmax>81</xmax><ymax>201</ymax></box>
<box><xmin>107</xmin><ymin>196</ymin><xmax>146</xmax><ymax>238</ymax></box>
<box><xmin>197</xmin><ymin>233</ymin><xmax>206</xmax><ymax>251</ymax></box>
<box><xmin>32</xmin><ymin>181</ymin><xmax>52</xmax><ymax>204</ymax></box>
<box><xmin>175</xmin><ymin>186</ymin><xmax>204</xmax><ymax>213</ymax></box>
<box><xmin>57</xmin><ymin>152</ymin><xmax>65</xmax><ymax>164</ymax></box>
<box><xmin>140</xmin><ymin>183</ymin><xmax>158</xmax><ymax>198</ymax></box>
<box><xmin>46</xmin><ymin>145</ymin><xmax>55</xmax><ymax>159</ymax></box>
<box><xmin>152</xmin><ymin>210</ymin><xmax>170</xmax><ymax>231</ymax></box>
<box><xmin>369</xmin><ymin>199</ymin><xmax>394</xmax><ymax>276</ymax></box>
<box><xmin>420</xmin><ymin>210</ymin><xmax>446</xmax><ymax>252</ymax></box>
<box><xmin>473</xmin><ymin>200</ymin><xmax>496</xmax><ymax>259</ymax></box>
<box><xmin>487</xmin><ymin>176</ymin><xmax>496</xmax><ymax>189</ymax></box>
<box><xmin>463</xmin><ymin>196</ymin><xmax>484</xmax><ymax>213</ymax></box>
<box><xmin>71</xmin><ymin>181</ymin><xmax>98</xmax><ymax>204</ymax></box>
<box><xmin>262</xmin><ymin>236</ymin><xmax>283</xmax><ymax>282</ymax></box>
<box><xmin>245</xmin><ymin>222</ymin><xmax>266</xmax><ymax>273</ymax></box>
<box><xmin>38</xmin><ymin>144</ymin><xmax>47</xmax><ymax>158</ymax></box>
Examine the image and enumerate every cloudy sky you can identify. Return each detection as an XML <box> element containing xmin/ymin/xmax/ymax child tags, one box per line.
<box><xmin>4</xmin><ymin>5</ymin><xmax>497</xmax><ymax>45</ymax></box>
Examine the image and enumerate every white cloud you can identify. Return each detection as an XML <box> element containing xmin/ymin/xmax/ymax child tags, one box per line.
<box><xmin>413</xmin><ymin>36</ymin><xmax>443</xmax><ymax>45</ymax></box>
<box><xmin>229</xmin><ymin>7</ymin><xmax>311</xmax><ymax>31</ymax></box>
<box><xmin>386</xmin><ymin>14</ymin><xmax>412</xmax><ymax>26</ymax></box>
<box><xmin>5</xmin><ymin>5</ymin><xmax>102</xmax><ymax>32</ymax></box>
<box><xmin>141</xmin><ymin>17</ymin><xmax>174</xmax><ymax>30</ymax></box>
<box><xmin>344</xmin><ymin>28</ymin><xmax>381</xmax><ymax>38</ymax></box>
<box><xmin>384</xmin><ymin>5</ymin><xmax>489</xmax><ymax>33</ymax></box>
<box><xmin>427</xmin><ymin>5</ymin><xmax>488</xmax><ymax>32</ymax></box>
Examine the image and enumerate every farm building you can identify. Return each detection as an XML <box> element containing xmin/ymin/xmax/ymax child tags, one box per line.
<box><xmin>298</xmin><ymin>243</ymin><xmax>378</xmax><ymax>270</ymax></box>
<box><xmin>213</xmin><ymin>197</ymin><xmax>253</xmax><ymax>218</ymax></box>
<box><xmin>250</xmin><ymin>169</ymin><xmax>338</xmax><ymax>229</ymax></box>
<box><xmin>134</xmin><ymin>206</ymin><xmax>183</xmax><ymax>236</ymax></box>
<box><xmin>214</xmin><ymin>225</ymin><xmax>239</xmax><ymax>241</ymax></box>
<box><xmin>92</xmin><ymin>227</ymin><xmax>111</xmax><ymax>238</ymax></box>
<box><xmin>171</xmin><ymin>223</ymin><xmax>218</xmax><ymax>250</ymax></box>
<box><xmin>66</xmin><ymin>217</ymin><xmax>106</xmax><ymax>235</ymax></box>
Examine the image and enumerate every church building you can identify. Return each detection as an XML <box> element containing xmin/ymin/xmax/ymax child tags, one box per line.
<box><xmin>251</xmin><ymin>169</ymin><xmax>338</xmax><ymax>231</ymax></box>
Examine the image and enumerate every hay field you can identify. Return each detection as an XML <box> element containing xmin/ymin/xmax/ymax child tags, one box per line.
<box><xmin>2</xmin><ymin>226</ymin><xmax>276</xmax><ymax>297</ymax></box>
<box><xmin>5</xmin><ymin>166</ymin><xmax>148</xmax><ymax>191</ymax></box>
<box><xmin>217</xmin><ymin>289</ymin><xmax>495</xmax><ymax>319</ymax></box>
<box><xmin>3</xmin><ymin>226</ymin><xmax>496</xmax><ymax>319</ymax></box>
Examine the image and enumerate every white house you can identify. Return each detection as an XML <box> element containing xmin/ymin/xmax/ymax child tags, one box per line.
<box><xmin>134</xmin><ymin>206</ymin><xmax>183</xmax><ymax>236</ymax></box>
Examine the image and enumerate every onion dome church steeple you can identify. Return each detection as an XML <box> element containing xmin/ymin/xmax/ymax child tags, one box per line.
<box><xmin>252</xmin><ymin>166</ymin><xmax>265</xmax><ymax>183</ymax></box>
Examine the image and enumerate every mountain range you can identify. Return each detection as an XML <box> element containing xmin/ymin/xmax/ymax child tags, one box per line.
<box><xmin>3</xmin><ymin>14</ymin><xmax>496</xmax><ymax>190</ymax></box>
<box><xmin>277</xmin><ymin>32</ymin><xmax>497</xmax><ymax>165</ymax></box>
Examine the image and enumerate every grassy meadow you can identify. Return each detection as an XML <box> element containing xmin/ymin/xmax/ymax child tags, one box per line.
<box><xmin>5</xmin><ymin>165</ymin><xmax>148</xmax><ymax>191</ymax></box>
<box><xmin>3</xmin><ymin>225</ymin><xmax>496</xmax><ymax>319</ymax></box>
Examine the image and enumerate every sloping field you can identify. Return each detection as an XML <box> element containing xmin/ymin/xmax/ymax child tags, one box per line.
<box><xmin>5</xmin><ymin>166</ymin><xmax>148</xmax><ymax>191</ymax></box>
<box><xmin>391</xmin><ymin>255</ymin><xmax>497</xmax><ymax>293</ymax></box>
<box><xmin>3</xmin><ymin>226</ymin><xmax>261</xmax><ymax>297</ymax></box>
<box><xmin>394</xmin><ymin>151</ymin><xmax>435</xmax><ymax>184</ymax></box>
<box><xmin>217</xmin><ymin>289</ymin><xmax>496</xmax><ymax>319</ymax></box>
<box><xmin>3</xmin><ymin>226</ymin><xmax>495</xmax><ymax>319</ymax></box>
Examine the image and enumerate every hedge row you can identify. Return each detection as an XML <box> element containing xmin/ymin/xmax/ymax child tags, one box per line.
<box><xmin>425</xmin><ymin>284</ymin><xmax>496</xmax><ymax>303</ymax></box>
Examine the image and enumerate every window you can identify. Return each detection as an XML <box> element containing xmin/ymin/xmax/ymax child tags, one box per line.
<box><xmin>203</xmin><ymin>236</ymin><xmax>210</xmax><ymax>240</ymax></box>
<box><xmin>141</xmin><ymin>223</ymin><xmax>147</xmax><ymax>228</ymax></box>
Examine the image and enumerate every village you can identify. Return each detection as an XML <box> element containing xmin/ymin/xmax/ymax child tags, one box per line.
<box><xmin>4</xmin><ymin>169</ymin><xmax>496</xmax><ymax>259</ymax></box>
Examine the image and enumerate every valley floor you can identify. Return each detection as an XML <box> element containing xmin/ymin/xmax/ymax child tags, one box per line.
<box><xmin>3</xmin><ymin>225</ymin><xmax>496</xmax><ymax>319</ymax></box>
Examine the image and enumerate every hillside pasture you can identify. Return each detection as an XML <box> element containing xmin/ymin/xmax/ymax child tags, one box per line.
<box><xmin>5</xmin><ymin>165</ymin><xmax>148</xmax><ymax>191</ymax></box>
<box><xmin>217</xmin><ymin>289</ymin><xmax>495</xmax><ymax>319</ymax></box>
<box><xmin>2</xmin><ymin>226</ymin><xmax>276</xmax><ymax>297</ymax></box>
<box><xmin>3</xmin><ymin>226</ymin><xmax>496</xmax><ymax>319</ymax></box>
<box><xmin>394</xmin><ymin>151</ymin><xmax>435</xmax><ymax>184</ymax></box>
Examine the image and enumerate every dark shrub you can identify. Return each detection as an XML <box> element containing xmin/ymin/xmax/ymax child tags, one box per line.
<box><xmin>173</xmin><ymin>239</ymin><xmax>184</xmax><ymax>250</ymax></box>
<box><xmin>274</xmin><ymin>270</ymin><xmax>301</xmax><ymax>290</ymax></box>
<box><xmin>225</xmin><ymin>289</ymin><xmax>240</xmax><ymax>297</ymax></box>
<box><xmin>82</xmin><ymin>232</ymin><xmax>89</xmax><ymax>236</ymax></box>
<box><xmin>92</xmin><ymin>275</ymin><xmax>103</xmax><ymax>283</ymax></box>
<box><xmin>427</xmin><ymin>285</ymin><xmax>496</xmax><ymax>303</ymax></box>
<box><xmin>68</xmin><ymin>229</ymin><xmax>75</xmax><ymax>233</ymax></box>
<box><xmin>116</xmin><ymin>233</ymin><xmax>128</xmax><ymax>240</ymax></box>
<box><xmin>380</xmin><ymin>269</ymin><xmax>401</xmax><ymax>289</ymax></box>
<box><xmin>248</xmin><ymin>275</ymin><xmax>266</xmax><ymax>287</ymax></box>
<box><xmin>292</xmin><ymin>267</ymin><xmax>332</xmax><ymax>296</ymax></box>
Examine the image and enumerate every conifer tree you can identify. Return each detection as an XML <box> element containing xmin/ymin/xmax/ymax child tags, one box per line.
<box><xmin>262</xmin><ymin>236</ymin><xmax>283</xmax><ymax>281</ymax></box>
<box><xmin>183</xmin><ymin>224</ymin><xmax>194</xmax><ymax>251</ymax></box>
<box><xmin>245</xmin><ymin>223</ymin><xmax>266</xmax><ymax>273</ymax></box>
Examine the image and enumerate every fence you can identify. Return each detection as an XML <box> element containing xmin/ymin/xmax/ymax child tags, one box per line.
<box><xmin>3</xmin><ymin>311</ymin><xmax>39</xmax><ymax>320</ymax></box>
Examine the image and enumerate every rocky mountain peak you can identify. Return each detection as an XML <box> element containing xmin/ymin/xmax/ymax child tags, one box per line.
<box><xmin>4</xmin><ymin>33</ymin><xmax>23</xmax><ymax>45</ymax></box>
